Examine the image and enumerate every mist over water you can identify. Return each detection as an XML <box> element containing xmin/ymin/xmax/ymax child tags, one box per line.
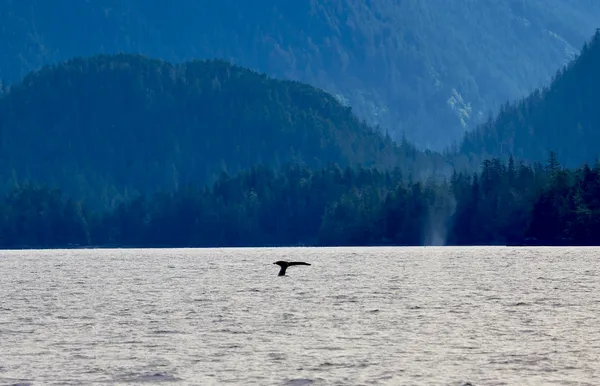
<box><xmin>423</xmin><ymin>195</ymin><xmax>457</xmax><ymax>246</ymax></box>
<box><xmin>1</xmin><ymin>247</ymin><xmax>599</xmax><ymax>385</ymax></box>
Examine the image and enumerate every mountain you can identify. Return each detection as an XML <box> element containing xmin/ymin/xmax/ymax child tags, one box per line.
<box><xmin>0</xmin><ymin>54</ymin><xmax>447</xmax><ymax>209</ymax></box>
<box><xmin>2</xmin><ymin>1</ymin><xmax>599</xmax><ymax>149</ymax></box>
<box><xmin>458</xmin><ymin>30</ymin><xmax>600</xmax><ymax>168</ymax></box>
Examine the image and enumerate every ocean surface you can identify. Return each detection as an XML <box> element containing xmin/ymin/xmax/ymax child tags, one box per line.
<box><xmin>1</xmin><ymin>246</ymin><xmax>599</xmax><ymax>385</ymax></box>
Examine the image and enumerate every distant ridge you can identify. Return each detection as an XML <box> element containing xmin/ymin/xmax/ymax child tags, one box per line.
<box><xmin>2</xmin><ymin>0</ymin><xmax>599</xmax><ymax>149</ymax></box>
<box><xmin>457</xmin><ymin>30</ymin><xmax>600</xmax><ymax>168</ymax></box>
<box><xmin>0</xmin><ymin>53</ymin><xmax>448</xmax><ymax>208</ymax></box>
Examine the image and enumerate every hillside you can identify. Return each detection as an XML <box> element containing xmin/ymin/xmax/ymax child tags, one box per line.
<box><xmin>458</xmin><ymin>30</ymin><xmax>600</xmax><ymax>168</ymax></box>
<box><xmin>0</xmin><ymin>54</ymin><xmax>447</xmax><ymax>209</ymax></box>
<box><xmin>2</xmin><ymin>1</ymin><xmax>599</xmax><ymax>149</ymax></box>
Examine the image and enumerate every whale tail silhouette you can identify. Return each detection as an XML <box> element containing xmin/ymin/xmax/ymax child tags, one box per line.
<box><xmin>273</xmin><ymin>261</ymin><xmax>311</xmax><ymax>276</ymax></box>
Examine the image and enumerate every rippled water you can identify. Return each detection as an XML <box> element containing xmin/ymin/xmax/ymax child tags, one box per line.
<box><xmin>1</xmin><ymin>246</ymin><xmax>599</xmax><ymax>385</ymax></box>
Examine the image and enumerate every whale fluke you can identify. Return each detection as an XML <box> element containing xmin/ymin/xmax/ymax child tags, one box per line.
<box><xmin>273</xmin><ymin>260</ymin><xmax>311</xmax><ymax>276</ymax></box>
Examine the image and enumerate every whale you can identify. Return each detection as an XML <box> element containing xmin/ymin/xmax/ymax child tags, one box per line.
<box><xmin>273</xmin><ymin>261</ymin><xmax>311</xmax><ymax>276</ymax></box>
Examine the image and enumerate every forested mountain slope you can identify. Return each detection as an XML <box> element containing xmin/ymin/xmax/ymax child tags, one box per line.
<box><xmin>0</xmin><ymin>54</ymin><xmax>447</xmax><ymax>208</ymax></box>
<box><xmin>2</xmin><ymin>0</ymin><xmax>599</xmax><ymax>149</ymax></box>
<box><xmin>459</xmin><ymin>30</ymin><xmax>600</xmax><ymax>168</ymax></box>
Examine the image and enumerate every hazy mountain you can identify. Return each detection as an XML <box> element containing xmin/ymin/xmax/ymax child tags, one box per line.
<box><xmin>2</xmin><ymin>0</ymin><xmax>599</xmax><ymax>149</ymax></box>
<box><xmin>0</xmin><ymin>54</ymin><xmax>448</xmax><ymax>208</ymax></box>
<box><xmin>458</xmin><ymin>30</ymin><xmax>600</xmax><ymax>168</ymax></box>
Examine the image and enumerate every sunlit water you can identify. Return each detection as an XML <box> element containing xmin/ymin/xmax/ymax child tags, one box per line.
<box><xmin>1</xmin><ymin>246</ymin><xmax>599</xmax><ymax>385</ymax></box>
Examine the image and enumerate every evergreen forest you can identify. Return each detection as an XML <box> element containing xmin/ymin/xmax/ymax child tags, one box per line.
<box><xmin>1</xmin><ymin>153</ymin><xmax>598</xmax><ymax>249</ymax></box>
<box><xmin>1</xmin><ymin>20</ymin><xmax>600</xmax><ymax>248</ymax></box>
<box><xmin>0</xmin><ymin>54</ymin><xmax>448</xmax><ymax>209</ymax></box>
<box><xmin>459</xmin><ymin>30</ymin><xmax>600</xmax><ymax>168</ymax></box>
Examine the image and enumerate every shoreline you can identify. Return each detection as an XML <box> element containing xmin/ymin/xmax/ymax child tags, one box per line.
<box><xmin>1</xmin><ymin>244</ymin><xmax>599</xmax><ymax>252</ymax></box>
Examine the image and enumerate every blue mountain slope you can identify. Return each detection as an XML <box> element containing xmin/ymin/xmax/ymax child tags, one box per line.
<box><xmin>1</xmin><ymin>0</ymin><xmax>599</xmax><ymax>149</ymax></box>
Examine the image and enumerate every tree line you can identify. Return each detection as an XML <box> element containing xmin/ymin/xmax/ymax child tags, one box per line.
<box><xmin>1</xmin><ymin>153</ymin><xmax>598</xmax><ymax>249</ymax></box>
